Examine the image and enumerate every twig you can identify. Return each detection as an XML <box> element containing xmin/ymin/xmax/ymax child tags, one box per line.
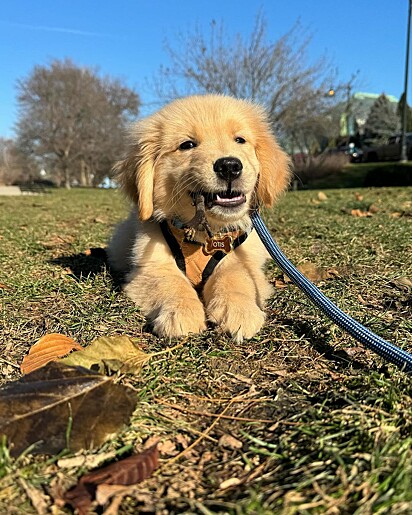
<box><xmin>185</xmin><ymin>193</ymin><xmax>213</xmax><ymax>237</ymax></box>
<box><xmin>157</xmin><ymin>400</ymin><xmax>274</xmax><ymax>424</ymax></box>
<box><xmin>0</xmin><ymin>358</ymin><xmax>20</xmax><ymax>369</ymax></box>
<box><xmin>173</xmin><ymin>392</ymin><xmax>273</xmax><ymax>404</ymax></box>
<box><xmin>148</xmin><ymin>336</ymin><xmax>190</xmax><ymax>359</ymax></box>
<box><xmin>123</xmin><ymin>336</ymin><xmax>190</xmax><ymax>371</ymax></box>
<box><xmin>161</xmin><ymin>399</ymin><xmax>236</xmax><ymax>469</ymax></box>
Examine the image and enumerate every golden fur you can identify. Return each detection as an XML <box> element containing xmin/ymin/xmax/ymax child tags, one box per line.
<box><xmin>107</xmin><ymin>95</ymin><xmax>291</xmax><ymax>340</ymax></box>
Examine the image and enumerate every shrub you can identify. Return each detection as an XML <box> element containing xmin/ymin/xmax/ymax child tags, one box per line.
<box><xmin>292</xmin><ymin>153</ymin><xmax>349</xmax><ymax>187</ymax></box>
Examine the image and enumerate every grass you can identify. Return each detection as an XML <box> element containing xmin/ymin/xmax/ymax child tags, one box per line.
<box><xmin>0</xmin><ymin>187</ymin><xmax>411</xmax><ymax>513</ymax></box>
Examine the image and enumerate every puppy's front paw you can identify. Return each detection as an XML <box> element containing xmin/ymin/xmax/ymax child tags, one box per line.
<box><xmin>152</xmin><ymin>299</ymin><xmax>207</xmax><ymax>338</ymax></box>
<box><xmin>206</xmin><ymin>293</ymin><xmax>265</xmax><ymax>342</ymax></box>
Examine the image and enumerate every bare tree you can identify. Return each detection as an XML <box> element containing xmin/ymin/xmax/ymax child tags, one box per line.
<box><xmin>151</xmin><ymin>13</ymin><xmax>349</xmax><ymax>154</ymax></box>
<box><xmin>16</xmin><ymin>59</ymin><xmax>140</xmax><ymax>188</ymax></box>
<box><xmin>0</xmin><ymin>138</ymin><xmax>27</xmax><ymax>185</ymax></box>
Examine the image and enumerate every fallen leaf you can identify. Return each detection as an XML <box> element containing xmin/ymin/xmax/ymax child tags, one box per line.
<box><xmin>226</xmin><ymin>372</ymin><xmax>254</xmax><ymax>385</ymax></box>
<box><xmin>354</xmin><ymin>192</ymin><xmax>363</xmax><ymax>201</ymax></box>
<box><xmin>61</xmin><ymin>335</ymin><xmax>151</xmax><ymax>374</ymax></box>
<box><xmin>368</xmin><ymin>203</ymin><xmax>379</xmax><ymax>213</ymax></box>
<box><xmin>157</xmin><ymin>439</ymin><xmax>178</xmax><ymax>456</ymax></box>
<box><xmin>284</xmin><ymin>262</ymin><xmax>340</xmax><ymax>283</ymax></box>
<box><xmin>143</xmin><ymin>435</ymin><xmax>161</xmax><ymax>449</ymax></box>
<box><xmin>390</xmin><ymin>277</ymin><xmax>412</xmax><ymax>291</ymax></box>
<box><xmin>0</xmin><ymin>362</ymin><xmax>136</xmax><ymax>456</ymax></box>
<box><xmin>328</xmin><ymin>371</ymin><xmax>344</xmax><ymax>381</ymax></box>
<box><xmin>63</xmin><ymin>444</ymin><xmax>159</xmax><ymax>514</ymax></box>
<box><xmin>351</xmin><ymin>209</ymin><xmax>372</xmax><ymax>217</ymax></box>
<box><xmin>390</xmin><ymin>212</ymin><xmax>402</xmax><ymax>218</ymax></box>
<box><xmin>218</xmin><ymin>434</ymin><xmax>243</xmax><ymax>450</ymax></box>
<box><xmin>299</xmin><ymin>262</ymin><xmax>326</xmax><ymax>282</ymax></box>
<box><xmin>265</xmin><ymin>367</ymin><xmax>289</xmax><ymax>377</ymax></box>
<box><xmin>317</xmin><ymin>191</ymin><xmax>328</xmax><ymax>201</ymax></box>
<box><xmin>20</xmin><ymin>333</ymin><xmax>83</xmax><ymax>374</ymax></box>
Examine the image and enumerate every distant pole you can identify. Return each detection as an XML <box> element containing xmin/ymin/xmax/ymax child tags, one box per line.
<box><xmin>346</xmin><ymin>83</ymin><xmax>352</xmax><ymax>139</ymax></box>
<box><xmin>401</xmin><ymin>0</ymin><xmax>412</xmax><ymax>162</ymax></box>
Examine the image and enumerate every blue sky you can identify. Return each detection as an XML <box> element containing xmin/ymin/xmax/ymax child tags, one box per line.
<box><xmin>0</xmin><ymin>0</ymin><xmax>410</xmax><ymax>138</ymax></box>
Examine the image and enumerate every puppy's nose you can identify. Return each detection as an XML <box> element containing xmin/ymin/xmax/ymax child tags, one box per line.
<box><xmin>213</xmin><ymin>157</ymin><xmax>243</xmax><ymax>182</ymax></box>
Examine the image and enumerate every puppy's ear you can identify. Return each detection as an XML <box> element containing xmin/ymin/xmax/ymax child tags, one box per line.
<box><xmin>255</xmin><ymin>121</ymin><xmax>291</xmax><ymax>207</ymax></box>
<box><xmin>114</xmin><ymin>117</ymin><xmax>158</xmax><ymax>221</ymax></box>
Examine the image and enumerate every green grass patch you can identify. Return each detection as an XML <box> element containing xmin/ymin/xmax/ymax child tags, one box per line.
<box><xmin>0</xmin><ymin>187</ymin><xmax>411</xmax><ymax>513</ymax></box>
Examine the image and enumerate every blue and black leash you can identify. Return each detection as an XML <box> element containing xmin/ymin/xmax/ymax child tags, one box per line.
<box><xmin>250</xmin><ymin>210</ymin><xmax>412</xmax><ymax>374</ymax></box>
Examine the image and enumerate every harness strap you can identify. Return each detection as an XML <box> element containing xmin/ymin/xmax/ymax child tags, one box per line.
<box><xmin>201</xmin><ymin>229</ymin><xmax>249</xmax><ymax>284</ymax></box>
<box><xmin>159</xmin><ymin>220</ymin><xmax>249</xmax><ymax>290</ymax></box>
<box><xmin>159</xmin><ymin>220</ymin><xmax>186</xmax><ymax>273</ymax></box>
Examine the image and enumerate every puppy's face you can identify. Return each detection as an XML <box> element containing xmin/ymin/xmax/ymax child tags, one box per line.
<box><xmin>116</xmin><ymin>95</ymin><xmax>290</xmax><ymax>229</ymax></box>
<box><xmin>152</xmin><ymin>106</ymin><xmax>266</xmax><ymax>227</ymax></box>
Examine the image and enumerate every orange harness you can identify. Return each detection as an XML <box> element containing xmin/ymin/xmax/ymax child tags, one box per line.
<box><xmin>159</xmin><ymin>221</ymin><xmax>249</xmax><ymax>291</ymax></box>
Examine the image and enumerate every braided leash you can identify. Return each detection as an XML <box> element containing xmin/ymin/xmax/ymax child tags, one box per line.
<box><xmin>250</xmin><ymin>210</ymin><xmax>412</xmax><ymax>373</ymax></box>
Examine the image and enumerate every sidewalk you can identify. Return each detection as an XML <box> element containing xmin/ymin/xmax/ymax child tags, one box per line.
<box><xmin>0</xmin><ymin>186</ymin><xmax>22</xmax><ymax>196</ymax></box>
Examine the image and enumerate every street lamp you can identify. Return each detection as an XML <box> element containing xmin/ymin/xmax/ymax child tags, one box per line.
<box><xmin>400</xmin><ymin>0</ymin><xmax>412</xmax><ymax>162</ymax></box>
<box><xmin>327</xmin><ymin>84</ymin><xmax>353</xmax><ymax>140</ymax></box>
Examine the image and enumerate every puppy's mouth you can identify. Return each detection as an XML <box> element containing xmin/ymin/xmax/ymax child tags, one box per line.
<box><xmin>191</xmin><ymin>190</ymin><xmax>246</xmax><ymax>209</ymax></box>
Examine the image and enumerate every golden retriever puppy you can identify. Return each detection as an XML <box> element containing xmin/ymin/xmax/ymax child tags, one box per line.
<box><xmin>107</xmin><ymin>95</ymin><xmax>290</xmax><ymax>341</ymax></box>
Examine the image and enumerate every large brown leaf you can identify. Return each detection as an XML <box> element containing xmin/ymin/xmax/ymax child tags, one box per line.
<box><xmin>20</xmin><ymin>333</ymin><xmax>83</xmax><ymax>374</ymax></box>
<box><xmin>63</xmin><ymin>444</ymin><xmax>159</xmax><ymax>514</ymax></box>
<box><xmin>0</xmin><ymin>362</ymin><xmax>136</xmax><ymax>456</ymax></box>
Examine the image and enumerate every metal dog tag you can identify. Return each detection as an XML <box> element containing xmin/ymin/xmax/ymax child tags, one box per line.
<box><xmin>204</xmin><ymin>234</ymin><xmax>234</xmax><ymax>255</ymax></box>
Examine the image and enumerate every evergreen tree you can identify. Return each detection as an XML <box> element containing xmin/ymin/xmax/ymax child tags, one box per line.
<box><xmin>365</xmin><ymin>93</ymin><xmax>399</xmax><ymax>140</ymax></box>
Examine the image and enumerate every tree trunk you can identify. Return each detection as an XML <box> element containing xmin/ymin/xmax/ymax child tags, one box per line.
<box><xmin>63</xmin><ymin>164</ymin><xmax>71</xmax><ymax>189</ymax></box>
<box><xmin>79</xmin><ymin>160</ymin><xmax>87</xmax><ymax>187</ymax></box>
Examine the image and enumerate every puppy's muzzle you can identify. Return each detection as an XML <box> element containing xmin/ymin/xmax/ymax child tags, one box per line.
<box><xmin>213</xmin><ymin>157</ymin><xmax>243</xmax><ymax>182</ymax></box>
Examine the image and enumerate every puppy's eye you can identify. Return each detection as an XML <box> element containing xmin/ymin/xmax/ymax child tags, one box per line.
<box><xmin>235</xmin><ymin>136</ymin><xmax>246</xmax><ymax>144</ymax></box>
<box><xmin>179</xmin><ymin>140</ymin><xmax>197</xmax><ymax>150</ymax></box>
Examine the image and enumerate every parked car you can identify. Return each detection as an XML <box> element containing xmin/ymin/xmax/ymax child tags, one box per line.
<box><xmin>364</xmin><ymin>133</ymin><xmax>412</xmax><ymax>162</ymax></box>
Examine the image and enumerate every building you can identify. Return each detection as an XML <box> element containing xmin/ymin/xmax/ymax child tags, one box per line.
<box><xmin>343</xmin><ymin>92</ymin><xmax>399</xmax><ymax>137</ymax></box>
